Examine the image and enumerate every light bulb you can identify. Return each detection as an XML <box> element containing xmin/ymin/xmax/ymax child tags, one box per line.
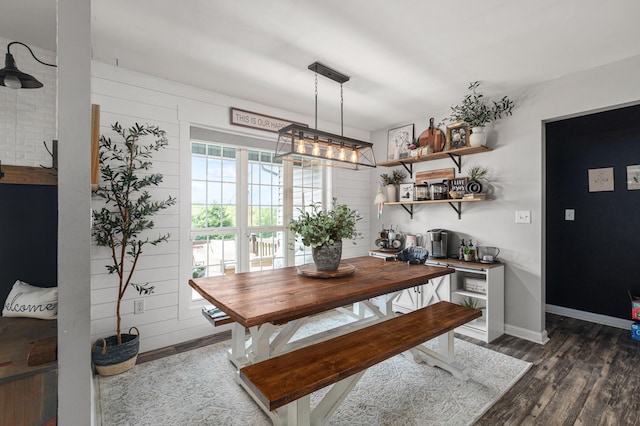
<box><xmin>296</xmin><ymin>138</ymin><xmax>306</xmax><ymax>154</ymax></box>
<box><xmin>4</xmin><ymin>75</ymin><xmax>22</xmax><ymax>89</ymax></box>
<box><xmin>312</xmin><ymin>139</ymin><xmax>320</xmax><ymax>156</ymax></box>
<box><xmin>338</xmin><ymin>145</ymin><xmax>347</xmax><ymax>161</ymax></box>
<box><xmin>326</xmin><ymin>143</ymin><xmax>334</xmax><ymax>159</ymax></box>
<box><xmin>350</xmin><ymin>149</ymin><xmax>358</xmax><ymax>163</ymax></box>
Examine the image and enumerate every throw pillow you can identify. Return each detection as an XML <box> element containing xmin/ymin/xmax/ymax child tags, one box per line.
<box><xmin>2</xmin><ymin>280</ymin><xmax>58</xmax><ymax>320</ymax></box>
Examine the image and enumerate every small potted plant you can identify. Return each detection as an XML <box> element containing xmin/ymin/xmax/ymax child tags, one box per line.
<box><xmin>461</xmin><ymin>297</ymin><xmax>478</xmax><ymax>309</ymax></box>
<box><xmin>466</xmin><ymin>165</ymin><xmax>489</xmax><ymax>195</ymax></box>
<box><xmin>287</xmin><ymin>198</ymin><xmax>362</xmax><ymax>271</ymax></box>
<box><xmin>444</xmin><ymin>81</ymin><xmax>515</xmax><ymax>146</ymax></box>
<box><xmin>462</xmin><ymin>246</ymin><xmax>476</xmax><ymax>262</ymax></box>
<box><xmin>380</xmin><ymin>170</ymin><xmax>407</xmax><ymax>202</ymax></box>
<box><xmin>91</xmin><ymin>122</ymin><xmax>176</xmax><ymax>376</ymax></box>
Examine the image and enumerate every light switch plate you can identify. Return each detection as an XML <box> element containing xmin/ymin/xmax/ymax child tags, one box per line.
<box><xmin>565</xmin><ymin>209</ymin><xmax>575</xmax><ymax>221</ymax></box>
<box><xmin>515</xmin><ymin>210</ymin><xmax>531</xmax><ymax>224</ymax></box>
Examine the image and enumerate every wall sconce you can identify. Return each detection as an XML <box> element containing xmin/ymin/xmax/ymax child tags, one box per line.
<box><xmin>0</xmin><ymin>41</ymin><xmax>57</xmax><ymax>89</ymax></box>
<box><xmin>274</xmin><ymin>62</ymin><xmax>376</xmax><ymax>170</ymax></box>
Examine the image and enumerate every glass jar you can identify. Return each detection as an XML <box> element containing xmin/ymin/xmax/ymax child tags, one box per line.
<box><xmin>415</xmin><ymin>184</ymin><xmax>429</xmax><ymax>200</ymax></box>
<box><xmin>430</xmin><ymin>182</ymin><xmax>447</xmax><ymax>200</ymax></box>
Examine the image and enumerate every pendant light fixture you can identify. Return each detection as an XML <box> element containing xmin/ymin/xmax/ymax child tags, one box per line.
<box><xmin>0</xmin><ymin>42</ymin><xmax>57</xmax><ymax>89</ymax></box>
<box><xmin>274</xmin><ymin>62</ymin><xmax>376</xmax><ymax>169</ymax></box>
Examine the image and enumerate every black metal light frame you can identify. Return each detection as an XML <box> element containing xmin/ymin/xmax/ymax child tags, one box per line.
<box><xmin>274</xmin><ymin>62</ymin><xmax>376</xmax><ymax>170</ymax></box>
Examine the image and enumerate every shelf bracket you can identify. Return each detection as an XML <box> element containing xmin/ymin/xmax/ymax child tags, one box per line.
<box><xmin>400</xmin><ymin>203</ymin><xmax>413</xmax><ymax>219</ymax></box>
<box><xmin>398</xmin><ymin>161</ymin><xmax>413</xmax><ymax>178</ymax></box>
<box><xmin>448</xmin><ymin>201</ymin><xmax>462</xmax><ymax>220</ymax></box>
<box><xmin>447</xmin><ymin>153</ymin><xmax>462</xmax><ymax>173</ymax></box>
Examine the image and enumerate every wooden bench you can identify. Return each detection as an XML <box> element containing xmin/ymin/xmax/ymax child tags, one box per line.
<box><xmin>239</xmin><ymin>301</ymin><xmax>481</xmax><ymax>425</ymax></box>
<box><xmin>0</xmin><ymin>317</ymin><xmax>58</xmax><ymax>426</ymax></box>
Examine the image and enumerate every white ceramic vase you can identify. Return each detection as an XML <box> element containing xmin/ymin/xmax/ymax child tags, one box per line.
<box><xmin>469</xmin><ymin>126</ymin><xmax>487</xmax><ymax>147</ymax></box>
<box><xmin>386</xmin><ymin>184</ymin><xmax>398</xmax><ymax>202</ymax></box>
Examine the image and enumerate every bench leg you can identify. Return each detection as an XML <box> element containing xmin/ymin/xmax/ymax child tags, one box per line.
<box><xmin>311</xmin><ymin>371</ymin><xmax>365</xmax><ymax>424</ymax></box>
<box><xmin>286</xmin><ymin>395</ymin><xmax>311</xmax><ymax>426</ymax></box>
<box><xmin>408</xmin><ymin>331</ymin><xmax>470</xmax><ymax>381</ymax></box>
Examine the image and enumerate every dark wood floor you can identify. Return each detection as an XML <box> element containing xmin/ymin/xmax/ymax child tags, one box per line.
<box><xmin>468</xmin><ymin>313</ymin><xmax>640</xmax><ymax>426</ymax></box>
<box><xmin>138</xmin><ymin>313</ymin><xmax>640</xmax><ymax>425</ymax></box>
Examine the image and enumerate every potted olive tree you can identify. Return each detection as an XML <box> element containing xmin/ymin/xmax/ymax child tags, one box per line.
<box><xmin>445</xmin><ymin>81</ymin><xmax>515</xmax><ymax>146</ymax></box>
<box><xmin>287</xmin><ymin>198</ymin><xmax>361</xmax><ymax>271</ymax></box>
<box><xmin>91</xmin><ymin>122</ymin><xmax>176</xmax><ymax>376</ymax></box>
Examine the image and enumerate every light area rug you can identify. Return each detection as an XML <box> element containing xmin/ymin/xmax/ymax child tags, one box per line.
<box><xmin>97</xmin><ymin>311</ymin><xmax>531</xmax><ymax>426</ymax></box>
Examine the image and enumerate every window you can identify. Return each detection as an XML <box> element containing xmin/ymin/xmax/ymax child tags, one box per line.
<box><xmin>189</xmin><ymin>139</ymin><xmax>327</xmax><ymax>301</ymax></box>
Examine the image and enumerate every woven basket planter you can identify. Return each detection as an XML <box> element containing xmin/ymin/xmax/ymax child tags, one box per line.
<box><xmin>92</xmin><ymin>327</ymin><xmax>140</xmax><ymax>376</ymax></box>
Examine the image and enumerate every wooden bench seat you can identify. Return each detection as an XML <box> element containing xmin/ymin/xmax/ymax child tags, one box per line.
<box><xmin>239</xmin><ymin>301</ymin><xmax>480</xmax><ymax>423</ymax></box>
<box><xmin>0</xmin><ymin>317</ymin><xmax>58</xmax><ymax>426</ymax></box>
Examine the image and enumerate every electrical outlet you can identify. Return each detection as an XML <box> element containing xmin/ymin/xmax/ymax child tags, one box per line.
<box><xmin>515</xmin><ymin>210</ymin><xmax>531</xmax><ymax>224</ymax></box>
<box><xmin>134</xmin><ymin>299</ymin><xmax>145</xmax><ymax>314</ymax></box>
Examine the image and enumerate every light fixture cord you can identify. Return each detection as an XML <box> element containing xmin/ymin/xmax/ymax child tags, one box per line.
<box><xmin>314</xmin><ymin>72</ymin><xmax>318</xmax><ymax>129</ymax></box>
<box><xmin>7</xmin><ymin>41</ymin><xmax>57</xmax><ymax>67</ymax></box>
<box><xmin>340</xmin><ymin>83</ymin><xmax>344</xmax><ymax>136</ymax></box>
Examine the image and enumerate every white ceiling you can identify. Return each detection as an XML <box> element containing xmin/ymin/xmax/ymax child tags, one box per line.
<box><xmin>3</xmin><ymin>1</ymin><xmax>640</xmax><ymax>131</ymax></box>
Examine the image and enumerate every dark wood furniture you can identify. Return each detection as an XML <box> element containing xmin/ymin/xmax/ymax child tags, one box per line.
<box><xmin>0</xmin><ymin>317</ymin><xmax>57</xmax><ymax>426</ymax></box>
<box><xmin>240</xmin><ymin>301</ymin><xmax>480</xmax><ymax>412</ymax></box>
<box><xmin>191</xmin><ymin>256</ymin><xmax>467</xmax><ymax>424</ymax></box>
<box><xmin>189</xmin><ymin>255</ymin><xmax>455</xmax><ymax>328</ymax></box>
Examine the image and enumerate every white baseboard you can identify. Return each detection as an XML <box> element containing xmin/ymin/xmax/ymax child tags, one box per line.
<box><xmin>504</xmin><ymin>323</ymin><xmax>550</xmax><ymax>345</ymax></box>
<box><xmin>546</xmin><ymin>304</ymin><xmax>633</xmax><ymax>330</ymax></box>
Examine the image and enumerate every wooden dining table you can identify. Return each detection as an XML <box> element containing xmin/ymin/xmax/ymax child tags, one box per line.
<box><xmin>189</xmin><ymin>255</ymin><xmax>456</xmax><ymax>367</ymax></box>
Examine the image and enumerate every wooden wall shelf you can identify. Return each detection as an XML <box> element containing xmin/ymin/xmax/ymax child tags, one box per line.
<box><xmin>378</xmin><ymin>145</ymin><xmax>492</xmax><ymax>175</ymax></box>
<box><xmin>385</xmin><ymin>198</ymin><xmax>488</xmax><ymax>220</ymax></box>
<box><xmin>0</xmin><ymin>165</ymin><xmax>57</xmax><ymax>186</ymax></box>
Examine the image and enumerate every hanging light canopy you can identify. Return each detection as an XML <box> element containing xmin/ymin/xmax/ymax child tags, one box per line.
<box><xmin>0</xmin><ymin>42</ymin><xmax>57</xmax><ymax>89</ymax></box>
<box><xmin>275</xmin><ymin>62</ymin><xmax>376</xmax><ymax>170</ymax></box>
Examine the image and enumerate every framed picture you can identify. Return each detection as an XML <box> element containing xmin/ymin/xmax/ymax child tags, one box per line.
<box><xmin>446</xmin><ymin>122</ymin><xmax>470</xmax><ymax>150</ymax></box>
<box><xmin>399</xmin><ymin>183</ymin><xmax>414</xmax><ymax>201</ymax></box>
<box><xmin>627</xmin><ymin>165</ymin><xmax>640</xmax><ymax>190</ymax></box>
<box><xmin>588</xmin><ymin>167</ymin><xmax>614</xmax><ymax>192</ymax></box>
<box><xmin>388</xmin><ymin>124</ymin><xmax>414</xmax><ymax>161</ymax></box>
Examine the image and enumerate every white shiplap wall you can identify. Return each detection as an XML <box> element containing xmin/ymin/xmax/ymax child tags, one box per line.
<box><xmin>90</xmin><ymin>62</ymin><xmax>372</xmax><ymax>352</ymax></box>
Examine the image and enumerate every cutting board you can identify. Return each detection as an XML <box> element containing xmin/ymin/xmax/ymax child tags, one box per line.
<box><xmin>417</xmin><ymin>118</ymin><xmax>445</xmax><ymax>153</ymax></box>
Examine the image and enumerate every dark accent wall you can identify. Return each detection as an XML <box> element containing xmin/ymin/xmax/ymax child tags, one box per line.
<box><xmin>0</xmin><ymin>184</ymin><xmax>58</xmax><ymax>306</ymax></box>
<box><xmin>546</xmin><ymin>104</ymin><xmax>640</xmax><ymax>319</ymax></box>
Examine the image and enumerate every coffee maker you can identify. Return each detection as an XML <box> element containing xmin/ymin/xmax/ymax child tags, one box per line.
<box><xmin>427</xmin><ymin>229</ymin><xmax>448</xmax><ymax>259</ymax></box>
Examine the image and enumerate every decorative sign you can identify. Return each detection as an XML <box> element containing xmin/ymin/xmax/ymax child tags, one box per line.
<box><xmin>229</xmin><ymin>108</ymin><xmax>305</xmax><ymax>133</ymax></box>
<box><xmin>448</xmin><ymin>177</ymin><xmax>468</xmax><ymax>196</ymax></box>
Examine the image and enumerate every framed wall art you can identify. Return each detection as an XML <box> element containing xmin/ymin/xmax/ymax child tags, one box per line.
<box><xmin>399</xmin><ymin>183</ymin><xmax>414</xmax><ymax>202</ymax></box>
<box><xmin>387</xmin><ymin>124</ymin><xmax>414</xmax><ymax>161</ymax></box>
<box><xmin>588</xmin><ymin>167</ymin><xmax>614</xmax><ymax>192</ymax></box>
<box><xmin>627</xmin><ymin>165</ymin><xmax>640</xmax><ymax>190</ymax></box>
<box><xmin>446</xmin><ymin>122</ymin><xmax>470</xmax><ymax>150</ymax></box>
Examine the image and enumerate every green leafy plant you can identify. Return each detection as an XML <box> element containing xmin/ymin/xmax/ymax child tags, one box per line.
<box><xmin>463</xmin><ymin>247</ymin><xmax>475</xmax><ymax>255</ymax></box>
<box><xmin>380</xmin><ymin>169</ymin><xmax>407</xmax><ymax>186</ymax></box>
<box><xmin>287</xmin><ymin>198</ymin><xmax>362</xmax><ymax>249</ymax></box>
<box><xmin>468</xmin><ymin>165</ymin><xmax>489</xmax><ymax>182</ymax></box>
<box><xmin>92</xmin><ymin>122</ymin><xmax>176</xmax><ymax>344</ymax></box>
<box><xmin>461</xmin><ymin>297</ymin><xmax>478</xmax><ymax>309</ymax></box>
<box><xmin>445</xmin><ymin>81</ymin><xmax>515</xmax><ymax>128</ymax></box>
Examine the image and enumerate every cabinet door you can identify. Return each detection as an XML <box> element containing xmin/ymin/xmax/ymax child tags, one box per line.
<box><xmin>393</xmin><ymin>287</ymin><xmax>419</xmax><ymax>313</ymax></box>
<box><xmin>421</xmin><ymin>276</ymin><xmax>450</xmax><ymax>306</ymax></box>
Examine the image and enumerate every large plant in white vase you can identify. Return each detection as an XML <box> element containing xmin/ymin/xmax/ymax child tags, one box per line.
<box><xmin>445</xmin><ymin>81</ymin><xmax>515</xmax><ymax>146</ymax></box>
<box><xmin>91</xmin><ymin>122</ymin><xmax>176</xmax><ymax>376</ymax></box>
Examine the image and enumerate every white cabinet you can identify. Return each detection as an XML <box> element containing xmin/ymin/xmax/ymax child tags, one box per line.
<box><xmin>426</xmin><ymin>259</ymin><xmax>504</xmax><ymax>343</ymax></box>
<box><xmin>392</xmin><ymin>274</ymin><xmax>450</xmax><ymax>314</ymax></box>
